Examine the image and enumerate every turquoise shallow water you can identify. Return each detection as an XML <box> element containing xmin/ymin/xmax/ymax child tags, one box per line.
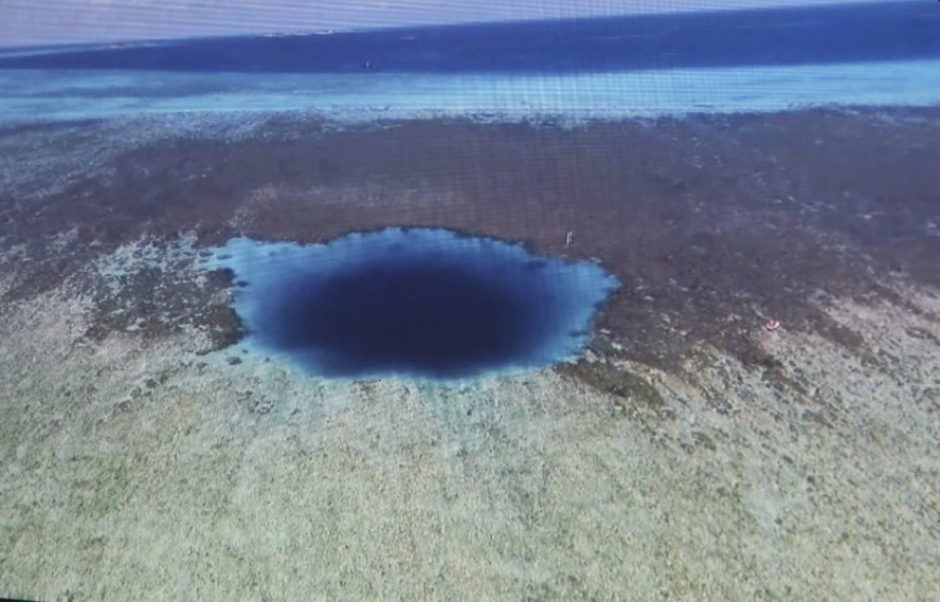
<box><xmin>3</xmin><ymin>58</ymin><xmax>940</xmax><ymax>124</ymax></box>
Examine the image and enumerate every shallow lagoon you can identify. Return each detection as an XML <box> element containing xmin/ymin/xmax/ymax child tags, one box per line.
<box><xmin>4</xmin><ymin>58</ymin><xmax>940</xmax><ymax>124</ymax></box>
<box><xmin>208</xmin><ymin>228</ymin><xmax>618</xmax><ymax>380</ymax></box>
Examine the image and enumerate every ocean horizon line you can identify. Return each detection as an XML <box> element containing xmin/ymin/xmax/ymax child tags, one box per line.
<box><xmin>0</xmin><ymin>1</ymin><xmax>935</xmax><ymax>74</ymax></box>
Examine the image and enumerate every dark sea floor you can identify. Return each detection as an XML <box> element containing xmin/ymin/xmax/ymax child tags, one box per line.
<box><xmin>1</xmin><ymin>108</ymin><xmax>939</xmax><ymax>599</ymax></box>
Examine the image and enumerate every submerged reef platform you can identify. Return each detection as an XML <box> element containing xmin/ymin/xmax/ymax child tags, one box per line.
<box><xmin>1</xmin><ymin>107</ymin><xmax>939</xmax><ymax>599</ymax></box>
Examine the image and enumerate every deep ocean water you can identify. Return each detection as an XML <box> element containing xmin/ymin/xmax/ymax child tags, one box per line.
<box><xmin>2</xmin><ymin>2</ymin><xmax>939</xmax><ymax>124</ymax></box>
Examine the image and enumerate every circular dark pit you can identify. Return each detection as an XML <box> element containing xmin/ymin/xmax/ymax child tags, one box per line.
<box><xmin>210</xmin><ymin>228</ymin><xmax>617</xmax><ymax>380</ymax></box>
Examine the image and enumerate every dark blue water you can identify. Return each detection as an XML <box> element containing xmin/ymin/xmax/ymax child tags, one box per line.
<box><xmin>1</xmin><ymin>2</ymin><xmax>937</xmax><ymax>74</ymax></box>
<box><xmin>209</xmin><ymin>229</ymin><xmax>617</xmax><ymax>381</ymax></box>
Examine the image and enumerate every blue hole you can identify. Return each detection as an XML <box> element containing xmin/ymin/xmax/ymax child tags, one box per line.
<box><xmin>209</xmin><ymin>228</ymin><xmax>617</xmax><ymax>381</ymax></box>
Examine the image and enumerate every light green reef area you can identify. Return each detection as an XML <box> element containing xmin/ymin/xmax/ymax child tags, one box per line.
<box><xmin>0</xmin><ymin>237</ymin><xmax>938</xmax><ymax>601</ymax></box>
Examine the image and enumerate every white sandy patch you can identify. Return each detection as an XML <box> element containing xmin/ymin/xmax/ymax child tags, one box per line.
<box><xmin>1</xmin><ymin>264</ymin><xmax>938</xmax><ymax>599</ymax></box>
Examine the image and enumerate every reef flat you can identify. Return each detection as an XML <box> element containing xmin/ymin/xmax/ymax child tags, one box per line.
<box><xmin>1</xmin><ymin>107</ymin><xmax>939</xmax><ymax>599</ymax></box>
